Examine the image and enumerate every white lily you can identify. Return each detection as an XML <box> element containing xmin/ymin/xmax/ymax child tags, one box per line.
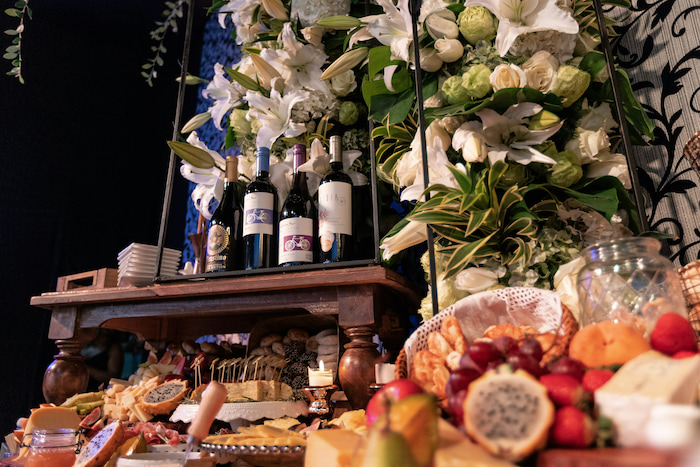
<box><xmin>399</xmin><ymin>136</ymin><xmax>463</xmax><ymax>203</ymax></box>
<box><xmin>245</xmin><ymin>79</ymin><xmax>309</xmax><ymax>148</ymax></box>
<box><xmin>180</xmin><ymin>132</ymin><xmax>226</xmax><ymax>220</ymax></box>
<box><xmin>462</xmin><ymin>102</ymin><xmax>562</xmax><ymax>166</ymax></box>
<box><xmin>380</xmin><ymin>220</ymin><xmax>429</xmax><ymax>260</ymax></box>
<box><xmin>360</xmin><ymin>0</ymin><xmax>419</xmax><ymax>62</ymax></box>
<box><xmin>261</xmin><ymin>23</ymin><xmax>331</xmax><ymax>96</ymax></box>
<box><xmin>202</xmin><ymin>63</ymin><xmax>243</xmax><ymax>131</ymax></box>
<box><xmin>463</xmin><ymin>0</ymin><xmax>578</xmax><ymax>56</ymax></box>
<box><xmin>217</xmin><ymin>0</ymin><xmax>264</xmax><ymax>44</ymax></box>
<box><xmin>298</xmin><ymin>138</ymin><xmax>368</xmax><ymax>195</ymax></box>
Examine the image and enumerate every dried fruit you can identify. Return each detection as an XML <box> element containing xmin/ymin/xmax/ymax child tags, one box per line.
<box><xmin>463</xmin><ymin>367</ymin><xmax>554</xmax><ymax>462</ymax></box>
<box><xmin>650</xmin><ymin>313</ymin><xmax>698</xmax><ymax>356</ymax></box>
<box><xmin>549</xmin><ymin>406</ymin><xmax>596</xmax><ymax>448</ymax></box>
<box><xmin>568</xmin><ymin>321</ymin><xmax>651</xmax><ymax>368</ymax></box>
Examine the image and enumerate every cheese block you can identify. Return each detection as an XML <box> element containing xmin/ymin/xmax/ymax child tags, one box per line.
<box><xmin>17</xmin><ymin>406</ymin><xmax>82</xmax><ymax>458</ymax></box>
<box><xmin>434</xmin><ymin>419</ymin><xmax>518</xmax><ymax>467</ymax></box>
<box><xmin>595</xmin><ymin>350</ymin><xmax>700</xmax><ymax>447</ymax></box>
<box><xmin>304</xmin><ymin>429</ymin><xmax>362</xmax><ymax>467</ymax></box>
<box><xmin>222</xmin><ymin>381</ymin><xmax>294</xmax><ymax>402</ymax></box>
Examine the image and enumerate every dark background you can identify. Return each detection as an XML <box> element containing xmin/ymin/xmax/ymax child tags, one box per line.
<box><xmin>0</xmin><ymin>0</ymin><xmax>204</xmax><ymax>436</ymax></box>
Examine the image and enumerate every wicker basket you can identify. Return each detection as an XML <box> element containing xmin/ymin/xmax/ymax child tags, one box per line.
<box><xmin>395</xmin><ymin>288</ymin><xmax>578</xmax><ymax>380</ymax></box>
<box><xmin>678</xmin><ymin>261</ymin><xmax>700</xmax><ymax>345</ymax></box>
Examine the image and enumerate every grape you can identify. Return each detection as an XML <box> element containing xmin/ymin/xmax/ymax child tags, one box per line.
<box><xmin>548</xmin><ymin>356</ymin><xmax>586</xmax><ymax>381</ymax></box>
<box><xmin>507</xmin><ymin>352</ymin><xmax>543</xmax><ymax>377</ymax></box>
<box><xmin>468</xmin><ymin>341</ymin><xmax>502</xmax><ymax>367</ymax></box>
<box><xmin>459</xmin><ymin>353</ymin><xmax>486</xmax><ymax>373</ymax></box>
<box><xmin>492</xmin><ymin>336</ymin><xmax>518</xmax><ymax>356</ymax></box>
<box><xmin>485</xmin><ymin>360</ymin><xmax>503</xmax><ymax>372</ymax></box>
<box><xmin>519</xmin><ymin>337</ymin><xmax>544</xmax><ymax>362</ymax></box>
<box><xmin>446</xmin><ymin>367</ymin><xmax>481</xmax><ymax>397</ymax></box>
<box><xmin>448</xmin><ymin>388</ymin><xmax>469</xmax><ymax>423</ymax></box>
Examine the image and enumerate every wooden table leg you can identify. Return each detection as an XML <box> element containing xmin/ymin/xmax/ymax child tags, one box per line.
<box><xmin>42</xmin><ymin>328</ymin><xmax>96</xmax><ymax>404</ymax></box>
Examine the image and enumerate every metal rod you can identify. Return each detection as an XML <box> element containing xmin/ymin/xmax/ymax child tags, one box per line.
<box><xmin>591</xmin><ymin>0</ymin><xmax>650</xmax><ymax>232</ymax></box>
<box><xmin>155</xmin><ymin>0</ymin><xmax>197</xmax><ymax>280</ymax></box>
<box><xmin>409</xmin><ymin>0</ymin><xmax>439</xmax><ymax>317</ymax></box>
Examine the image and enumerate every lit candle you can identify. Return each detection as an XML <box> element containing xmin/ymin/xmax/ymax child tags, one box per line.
<box><xmin>375</xmin><ymin>363</ymin><xmax>396</xmax><ymax>384</ymax></box>
<box><xmin>308</xmin><ymin>360</ymin><xmax>334</xmax><ymax>387</ymax></box>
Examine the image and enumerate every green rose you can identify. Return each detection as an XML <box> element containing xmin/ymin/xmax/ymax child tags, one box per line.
<box><xmin>339</xmin><ymin>101</ymin><xmax>360</xmax><ymax>126</ymax></box>
<box><xmin>442</xmin><ymin>75</ymin><xmax>470</xmax><ymax>105</ymax></box>
<box><xmin>552</xmin><ymin>66</ymin><xmax>591</xmax><ymax>108</ymax></box>
<box><xmin>462</xmin><ymin>64</ymin><xmax>492</xmax><ymax>99</ymax></box>
<box><xmin>497</xmin><ymin>162</ymin><xmax>532</xmax><ymax>188</ymax></box>
<box><xmin>546</xmin><ymin>150</ymin><xmax>583</xmax><ymax>187</ymax></box>
<box><xmin>458</xmin><ymin>6</ymin><xmax>498</xmax><ymax>45</ymax></box>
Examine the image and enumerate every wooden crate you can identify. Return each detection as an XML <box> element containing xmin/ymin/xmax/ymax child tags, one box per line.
<box><xmin>56</xmin><ymin>268</ymin><xmax>118</xmax><ymax>292</ymax></box>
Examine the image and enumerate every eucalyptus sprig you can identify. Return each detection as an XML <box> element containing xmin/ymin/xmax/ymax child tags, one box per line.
<box><xmin>4</xmin><ymin>0</ymin><xmax>31</xmax><ymax>84</ymax></box>
<box><xmin>142</xmin><ymin>0</ymin><xmax>187</xmax><ymax>87</ymax></box>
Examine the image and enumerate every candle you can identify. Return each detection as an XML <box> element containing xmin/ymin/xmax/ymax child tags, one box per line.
<box><xmin>308</xmin><ymin>360</ymin><xmax>334</xmax><ymax>387</ymax></box>
<box><xmin>375</xmin><ymin>363</ymin><xmax>396</xmax><ymax>384</ymax></box>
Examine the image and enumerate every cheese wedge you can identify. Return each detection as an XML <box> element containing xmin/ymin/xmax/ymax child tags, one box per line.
<box><xmin>305</xmin><ymin>429</ymin><xmax>362</xmax><ymax>467</ymax></box>
<box><xmin>433</xmin><ymin>419</ymin><xmax>518</xmax><ymax>467</ymax></box>
<box><xmin>595</xmin><ymin>350</ymin><xmax>700</xmax><ymax>446</ymax></box>
<box><xmin>17</xmin><ymin>407</ymin><xmax>81</xmax><ymax>458</ymax></box>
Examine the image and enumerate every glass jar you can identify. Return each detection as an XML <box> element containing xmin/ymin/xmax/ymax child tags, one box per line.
<box><xmin>576</xmin><ymin>237</ymin><xmax>686</xmax><ymax>336</ymax></box>
<box><xmin>23</xmin><ymin>429</ymin><xmax>79</xmax><ymax>467</ymax></box>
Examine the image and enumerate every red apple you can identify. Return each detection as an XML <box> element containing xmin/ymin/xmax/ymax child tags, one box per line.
<box><xmin>365</xmin><ymin>378</ymin><xmax>424</xmax><ymax>427</ymax></box>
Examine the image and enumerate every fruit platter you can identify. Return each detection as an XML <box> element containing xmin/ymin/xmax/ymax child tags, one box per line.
<box><xmin>6</xmin><ymin>282</ymin><xmax>700</xmax><ymax>467</ymax></box>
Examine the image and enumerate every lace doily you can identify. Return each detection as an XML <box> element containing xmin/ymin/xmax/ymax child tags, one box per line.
<box><xmin>170</xmin><ymin>401</ymin><xmax>309</xmax><ymax>424</ymax></box>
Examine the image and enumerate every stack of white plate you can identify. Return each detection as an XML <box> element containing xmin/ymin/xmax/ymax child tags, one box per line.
<box><xmin>118</xmin><ymin>243</ymin><xmax>182</xmax><ymax>287</ymax></box>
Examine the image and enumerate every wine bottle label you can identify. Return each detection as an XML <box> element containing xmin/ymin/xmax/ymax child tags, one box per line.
<box><xmin>279</xmin><ymin>217</ymin><xmax>313</xmax><ymax>264</ymax></box>
<box><xmin>243</xmin><ymin>192</ymin><xmax>274</xmax><ymax>236</ymax></box>
<box><xmin>318</xmin><ymin>182</ymin><xmax>352</xmax><ymax>236</ymax></box>
<box><xmin>205</xmin><ymin>224</ymin><xmax>228</xmax><ymax>272</ymax></box>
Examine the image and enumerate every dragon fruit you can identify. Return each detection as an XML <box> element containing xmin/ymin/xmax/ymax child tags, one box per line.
<box><xmin>142</xmin><ymin>379</ymin><xmax>188</xmax><ymax>415</ymax></box>
<box><xmin>463</xmin><ymin>366</ymin><xmax>554</xmax><ymax>462</ymax></box>
<box><xmin>74</xmin><ymin>420</ymin><xmax>124</xmax><ymax>467</ymax></box>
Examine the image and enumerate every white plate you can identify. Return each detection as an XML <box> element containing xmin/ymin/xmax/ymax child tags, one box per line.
<box><xmin>118</xmin><ymin>243</ymin><xmax>181</xmax><ymax>261</ymax></box>
<box><xmin>170</xmin><ymin>401</ymin><xmax>309</xmax><ymax>424</ymax></box>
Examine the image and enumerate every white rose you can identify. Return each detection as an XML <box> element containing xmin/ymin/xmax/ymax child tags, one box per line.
<box><xmin>452</xmin><ymin>121</ymin><xmax>487</xmax><ymax>162</ymax></box>
<box><xmin>329</xmin><ymin>70</ymin><xmax>357</xmax><ymax>97</ymax></box>
<box><xmin>579</xmin><ymin>102</ymin><xmax>617</xmax><ymax>133</ymax></box>
<box><xmin>426</xmin><ymin>13</ymin><xmax>460</xmax><ymax>40</ymax></box>
<box><xmin>434</xmin><ymin>38</ymin><xmax>464</xmax><ymax>63</ymax></box>
<box><xmin>522</xmin><ymin>51</ymin><xmax>559</xmax><ymax>93</ymax></box>
<box><xmin>420</xmin><ymin>47</ymin><xmax>443</xmax><ymax>72</ymax></box>
<box><xmin>565</xmin><ymin>128</ymin><xmax>610</xmax><ymax>164</ymax></box>
<box><xmin>454</xmin><ymin>267</ymin><xmax>499</xmax><ymax>294</ymax></box>
<box><xmin>585</xmin><ymin>152</ymin><xmax>631</xmax><ymax>189</ymax></box>
<box><xmin>490</xmin><ymin>64</ymin><xmax>527</xmax><ymax>91</ymax></box>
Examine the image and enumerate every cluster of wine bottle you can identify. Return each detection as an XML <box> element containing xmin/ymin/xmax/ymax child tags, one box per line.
<box><xmin>204</xmin><ymin>135</ymin><xmax>353</xmax><ymax>273</ymax></box>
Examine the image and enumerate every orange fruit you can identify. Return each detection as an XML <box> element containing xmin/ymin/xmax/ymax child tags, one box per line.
<box><xmin>568</xmin><ymin>321</ymin><xmax>650</xmax><ymax>368</ymax></box>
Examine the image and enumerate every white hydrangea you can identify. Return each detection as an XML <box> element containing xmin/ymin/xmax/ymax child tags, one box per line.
<box><xmin>508</xmin><ymin>30</ymin><xmax>577</xmax><ymax>63</ymax></box>
<box><xmin>290</xmin><ymin>0</ymin><xmax>351</xmax><ymax>27</ymax></box>
<box><xmin>290</xmin><ymin>90</ymin><xmax>340</xmax><ymax>123</ymax></box>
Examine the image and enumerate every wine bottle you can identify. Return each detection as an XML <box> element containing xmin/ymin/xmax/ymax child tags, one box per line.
<box><xmin>205</xmin><ymin>155</ymin><xmax>242</xmax><ymax>273</ymax></box>
<box><xmin>243</xmin><ymin>147</ymin><xmax>278</xmax><ymax>269</ymax></box>
<box><xmin>319</xmin><ymin>135</ymin><xmax>353</xmax><ymax>262</ymax></box>
<box><xmin>279</xmin><ymin>144</ymin><xmax>317</xmax><ymax>266</ymax></box>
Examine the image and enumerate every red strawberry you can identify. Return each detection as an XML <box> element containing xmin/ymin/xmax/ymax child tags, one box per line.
<box><xmin>673</xmin><ymin>350</ymin><xmax>698</xmax><ymax>359</ymax></box>
<box><xmin>550</xmin><ymin>406</ymin><xmax>597</xmax><ymax>448</ymax></box>
<box><xmin>650</xmin><ymin>313</ymin><xmax>698</xmax><ymax>356</ymax></box>
<box><xmin>582</xmin><ymin>369</ymin><xmax>615</xmax><ymax>393</ymax></box>
<box><xmin>539</xmin><ymin>373</ymin><xmax>583</xmax><ymax>407</ymax></box>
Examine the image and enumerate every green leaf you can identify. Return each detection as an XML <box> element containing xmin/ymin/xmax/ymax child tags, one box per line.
<box><xmin>225</xmin><ymin>67</ymin><xmax>263</xmax><ymax>92</ymax></box>
<box><xmin>167</xmin><ymin>141</ymin><xmax>218</xmax><ymax>169</ymax></box>
<box><xmin>5</xmin><ymin>44</ymin><xmax>19</xmax><ymax>53</ymax></box>
<box><xmin>367</xmin><ymin>46</ymin><xmax>401</xmax><ymax>79</ymax></box>
<box><xmin>369</xmin><ymin>87</ymin><xmax>415</xmax><ymax>124</ymax></box>
<box><xmin>3</xmin><ymin>52</ymin><xmax>18</xmax><ymax>60</ymax></box>
<box><xmin>4</xmin><ymin>29</ymin><xmax>18</xmax><ymax>35</ymax></box>
<box><xmin>4</xmin><ymin>8</ymin><xmax>19</xmax><ymax>17</ymax></box>
<box><xmin>464</xmin><ymin>208</ymin><xmax>495</xmax><ymax>236</ymax></box>
<box><xmin>442</xmin><ymin>234</ymin><xmax>496</xmax><ymax>278</ymax></box>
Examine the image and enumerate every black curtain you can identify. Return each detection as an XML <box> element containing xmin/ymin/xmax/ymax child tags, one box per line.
<box><xmin>0</xmin><ymin>0</ymin><xmax>202</xmax><ymax>435</ymax></box>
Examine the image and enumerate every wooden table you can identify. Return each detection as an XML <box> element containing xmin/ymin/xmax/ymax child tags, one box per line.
<box><xmin>30</xmin><ymin>265</ymin><xmax>420</xmax><ymax>409</ymax></box>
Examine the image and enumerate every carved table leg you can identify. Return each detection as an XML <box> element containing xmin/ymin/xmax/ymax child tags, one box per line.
<box><xmin>43</xmin><ymin>328</ymin><xmax>96</xmax><ymax>404</ymax></box>
<box><xmin>338</xmin><ymin>325</ymin><xmax>380</xmax><ymax>409</ymax></box>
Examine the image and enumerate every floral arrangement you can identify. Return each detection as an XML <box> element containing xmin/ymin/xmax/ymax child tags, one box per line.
<box><xmin>168</xmin><ymin>0</ymin><xmax>654</xmax><ymax>321</ymax></box>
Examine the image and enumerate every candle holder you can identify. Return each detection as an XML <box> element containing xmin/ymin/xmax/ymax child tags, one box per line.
<box><xmin>368</xmin><ymin>383</ymin><xmax>384</xmax><ymax>397</ymax></box>
<box><xmin>302</xmin><ymin>385</ymin><xmax>338</xmax><ymax>420</ymax></box>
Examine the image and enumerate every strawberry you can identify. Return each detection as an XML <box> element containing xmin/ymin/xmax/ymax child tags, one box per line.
<box><xmin>672</xmin><ymin>350</ymin><xmax>698</xmax><ymax>359</ymax></box>
<box><xmin>550</xmin><ymin>406</ymin><xmax>597</xmax><ymax>448</ymax></box>
<box><xmin>650</xmin><ymin>313</ymin><xmax>698</xmax><ymax>356</ymax></box>
<box><xmin>582</xmin><ymin>369</ymin><xmax>614</xmax><ymax>393</ymax></box>
<box><xmin>539</xmin><ymin>373</ymin><xmax>583</xmax><ymax>407</ymax></box>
